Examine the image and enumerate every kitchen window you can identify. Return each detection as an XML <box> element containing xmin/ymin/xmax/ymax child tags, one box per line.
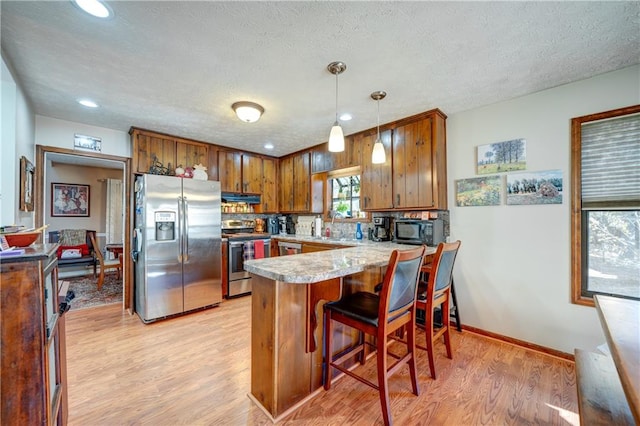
<box><xmin>571</xmin><ymin>105</ymin><xmax>640</xmax><ymax>305</ymax></box>
<box><xmin>327</xmin><ymin>167</ymin><xmax>367</xmax><ymax>221</ymax></box>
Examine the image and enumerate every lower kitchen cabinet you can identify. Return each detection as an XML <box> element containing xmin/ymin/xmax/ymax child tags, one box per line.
<box><xmin>1</xmin><ymin>244</ymin><xmax>69</xmax><ymax>425</ymax></box>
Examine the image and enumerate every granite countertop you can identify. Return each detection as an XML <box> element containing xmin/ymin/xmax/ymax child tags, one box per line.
<box><xmin>244</xmin><ymin>239</ymin><xmax>435</xmax><ymax>283</ymax></box>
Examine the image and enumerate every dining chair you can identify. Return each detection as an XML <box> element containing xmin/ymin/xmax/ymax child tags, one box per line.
<box><xmin>415</xmin><ymin>240</ymin><xmax>461</xmax><ymax>379</ymax></box>
<box><xmin>323</xmin><ymin>245</ymin><xmax>426</xmax><ymax>426</ymax></box>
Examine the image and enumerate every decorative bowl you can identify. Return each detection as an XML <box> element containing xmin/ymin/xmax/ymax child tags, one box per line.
<box><xmin>3</xmin><ymin>232</ymin><xmax>40</xmax><ymax>247</ymax></box>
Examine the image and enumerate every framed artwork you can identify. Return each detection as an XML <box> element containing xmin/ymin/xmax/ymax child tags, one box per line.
<box><xmin>51</xmin><ymin>183</ymin><xmax>90</xmax><ymax>217</ymax></box>
<box><xmin>477</xmin><ymin>138</ymin><xmax>527</xmax><ymax>174</ymax></box>
<box><xmin>74</xmin><ymin>134</ymin><xmax>102</xmax><ymax>152</ymax></box>
<box><xmin>19</xmin><ymin>156</ymin><xmax>35</xmax><ymax>212</ymax></box>
<box><xmin>455</xmin><ymin>175</ymin><xmax>502</xmax><ymax>207</ymax></box>
<box><xmin>506</xmin><ymin>170</ymin><xmax>563</xmax><ymax>205</ymax></box>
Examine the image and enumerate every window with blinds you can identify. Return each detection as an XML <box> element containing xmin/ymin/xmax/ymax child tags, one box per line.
<box><xmin>581</xmin><ymin>113</ymin><xmax>640</xmax><ymax>207</ymax></box>
<box><xmin>571</xmin><ymin>105</ymin><xmax>640</xmax><ymax>304</ymax></box>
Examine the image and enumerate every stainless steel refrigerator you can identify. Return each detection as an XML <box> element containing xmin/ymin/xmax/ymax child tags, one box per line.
<box><xmin>133</xmin><ymin>174</ymin><xmax>222</xmax><ymax>323</ymax></box>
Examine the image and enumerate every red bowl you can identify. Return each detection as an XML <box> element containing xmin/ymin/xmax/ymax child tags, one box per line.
<box><xmin>3</xmin><ymin>232</ymin><xmax>40</xmax><ymax>247</ymax></box>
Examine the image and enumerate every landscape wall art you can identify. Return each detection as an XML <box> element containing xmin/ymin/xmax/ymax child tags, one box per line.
<box><xmin>477</xmin><ymin>139</ymin><xmax>527</xmax><ymax>174</ymax></box>
<box><xmin>455</xmin><ymin>175</ymin><xmax>502</xmax><ymax>207</ymax></box>
<box><xmin>506</xmin><ymin>170</ymin><xmax>563</xmax><ymax>205</ymax></box>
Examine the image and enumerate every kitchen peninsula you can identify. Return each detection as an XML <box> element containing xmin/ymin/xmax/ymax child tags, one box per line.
<box><xmin>243</xmin><ymin>240</ymin><xmax>435</xmax><ymax>421</ymax></box>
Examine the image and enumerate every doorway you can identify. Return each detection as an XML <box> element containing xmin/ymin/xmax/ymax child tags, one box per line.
<box><xmin>35</xmin><ymin>145</ymin><xmax>133</xmax><ymax>312</ymax></box>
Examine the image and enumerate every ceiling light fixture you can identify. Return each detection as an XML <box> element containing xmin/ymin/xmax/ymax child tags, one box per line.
<box><xmin>78</xmin><ymin>99</ymin><xmax>99</xmax><ymax>108</ymax></box>
<box><xmin>72</xmin><ymin>0</ymin><xmax>112</xmax><ymax>18</ymax></box>
<box><xmin>339</xmin><ymin>113</ymin><xmax>353</xmax><ymax>121</ymax></box>
<box><xmin>371</xmin><ymin>91</ymin><xmax>387</xmax><ymax>164</ymax></box>
<box><xmin>264</xmin><ymin>142</ymin><xmax>274</xmax><ymax>150</ymax></box>
<box><xmin>327</xmin><ymin>61</ymin><xmax>346</xmax><ymax>153</ymax></box>
<box><xmin>232</xmin><ymin>101</ymin><xmax>264</xmax><ymax>123</ymax></box>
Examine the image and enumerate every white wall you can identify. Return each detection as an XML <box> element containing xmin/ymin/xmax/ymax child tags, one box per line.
<box><xmin>1</xmin><ymin>54</ymin><xmax>36</xmax><ymax>227</ymax></box>
<box><xmin>35</xmin><ymin>115</ymin><xmax>130</xmax><ymax>158</ymax></box>
<box><xmin>447</xmin><ymin>65</ymin><xmax>640</xmax><ymax>354</ymax></box>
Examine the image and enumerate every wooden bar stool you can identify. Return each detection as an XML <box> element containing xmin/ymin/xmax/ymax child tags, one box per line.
<box><xmin>323</xmin><ymin>245</ymin><xmax>426</xmax><ymax>426</ymax></box>
<box><xmin>415</xmin><ymin>241</ymin><xmax>461</xmax><ymax>379</ymax></box>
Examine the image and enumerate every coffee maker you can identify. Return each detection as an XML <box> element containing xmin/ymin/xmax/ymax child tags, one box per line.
<box><xmin>267</xmin><ymin>217</ymin><xmax>279</xmax><ymax>235</ymax></box>
<box><xmin>369</xmin><ymin>216</ymin><xmax>392</xmax><ymax>242</ymax></box>
<box><xmin>278</xmin><ymin>216</ymin><xmax>287</xmax><ymax>235</ymax></box>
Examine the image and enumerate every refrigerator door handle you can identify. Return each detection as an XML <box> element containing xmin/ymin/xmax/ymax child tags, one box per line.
<box><xmin>183</xmin><ymin>197</ymin><xmax>189</xmax><ymax>262</ymax></box>
<box><xmin>177</xmin><ymin>196</ymin><xmax>183</xmax><ymax>262</ymax></box>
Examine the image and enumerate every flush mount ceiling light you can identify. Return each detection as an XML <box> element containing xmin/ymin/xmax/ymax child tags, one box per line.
<box><xmin>78</xmin><ymin>99</ymin><xmax>99</xmax><ymax>108</ymax></box>
<box><xmin>371</xmin><ymin>91</ymin><xmax>387</xmax><ymax>164</ymax></box>
<box><xmin>72</xmin><ymin>0</ymin><xmax>112</xmax><ymax>18</ymax></box>
<box><xmin>327</xmin><ymin>61</ymin><xmax>346</xmax><ymax>153</ymax></box>
<box><xmin>232</xmin><ymin>101</ymin><xmax>264</xmax><ymax>123</ymax></box>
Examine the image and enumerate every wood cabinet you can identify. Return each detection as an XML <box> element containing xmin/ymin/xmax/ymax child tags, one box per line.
<box><xmin>242</xmin><ymin>154</ymin><xmax>263</xmax><ymax>194</ymax></box>
<box><xmin>131</xmin><ymin>128</ymin><xmax>210</xmax><ymax>176</ymax></box>
<box><xmin>311</xmin><ymin>134</ymin><xmax>361</xmax><ymax>173</ymax></box>
<box><xmin>1</xmin><ymin>245</ymin><xmax>68</xmax><ymax>425</ymax></box>
<box><xmin>279</xmin><ymin>151</ymin><xmax>312</xmax><ymax>213</ymax></box>
<box><xmin>360</xmin><ymin>129</ymin><xmax>394</xmax><ymax>210</ymax></box>
<box><xmin>261</xmin><ymin>157</ymin><xmax>278</xmax><ymax>213</ymax></box>
<box><xmin>218</xmin><ymin>151</ymin><xmax>242</xmax><ymax>192</ymax></box>
<box><xmin>361</xmin><ymin>109</ymin><xmax>447</xmax><ymax>211</ymax></box>
<box><xmin>219</xmin><ymin>152</ymin><xmax>278</xmax><ymax>212</ymax></box>
<box><xmin>393</xmin><ymin>118</ymin><xmax>434</xmax><ymax>208</ymax></box>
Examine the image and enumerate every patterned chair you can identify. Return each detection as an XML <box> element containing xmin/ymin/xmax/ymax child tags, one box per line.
<box><xmin>49</xmin><ymin>229</ymin><xmax>99</xmax><ymax>282</ymax></box>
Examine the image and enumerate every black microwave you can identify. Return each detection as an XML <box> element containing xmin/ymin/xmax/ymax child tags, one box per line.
<box><xmin>394</xmin><ymin>219</ymin><xmax>445</xmax><ymax>247</ymax></box>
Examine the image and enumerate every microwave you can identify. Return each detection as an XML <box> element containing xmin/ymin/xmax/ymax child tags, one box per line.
<box><xmin>394</xmin><ymin>219</ymin><xmax>445</xmax><ymax>247</ymax></box>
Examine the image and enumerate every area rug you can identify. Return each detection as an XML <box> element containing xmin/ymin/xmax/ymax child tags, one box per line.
<box><xmin>63</xmin><ymin>274</ymin><xmax>122</xmax><ymax>310</ymax></box>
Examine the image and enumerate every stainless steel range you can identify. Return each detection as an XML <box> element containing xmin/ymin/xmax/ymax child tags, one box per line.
<box><xmin>222</xmin><ymin>219</ymin><xmax>270</xmax><ymax>297</ymax></box>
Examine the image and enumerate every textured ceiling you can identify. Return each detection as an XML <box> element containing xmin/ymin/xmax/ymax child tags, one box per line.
<box><xmin>2</xmin><ymin>1</ymin><xmax>639</xmax><ymax>157</ymax></box>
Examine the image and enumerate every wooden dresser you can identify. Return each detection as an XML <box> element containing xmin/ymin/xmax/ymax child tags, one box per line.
<box><xmin>1</xmin><ymin>244</ymin><xmax>69</xmax><ymax>425</ymax></box>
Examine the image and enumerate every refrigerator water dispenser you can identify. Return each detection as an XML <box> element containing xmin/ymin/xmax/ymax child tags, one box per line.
<box><xmin>155</xmin><ymin>211</ymin><xmax>176</xmax><ymax>241</ymax></box>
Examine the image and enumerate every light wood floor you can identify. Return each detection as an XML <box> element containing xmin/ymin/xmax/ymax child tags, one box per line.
<box><xmin>65</xmin><ymin>297</ymin><xmax>579</xmax><ymax>425</ymax></box>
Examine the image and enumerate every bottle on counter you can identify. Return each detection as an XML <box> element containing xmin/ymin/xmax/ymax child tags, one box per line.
<box><xmin>325</xmin><ymin>227</ymin><xmax>331</xmax><ymax>238</ymax></box>
<box><xmin>355</xmin><ymin>222</ymin><xmax>363</xmax><ymax>240</ymax></box>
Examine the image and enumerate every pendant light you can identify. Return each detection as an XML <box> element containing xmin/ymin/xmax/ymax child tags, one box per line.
<box><xmin>327</xmin><ymin>61</ymin><xmax>346</xmax><ymax>152</ymax></box>
<box><xmin>371</xmin><ymin>91</ymin><xmax>387</xmax><ymax>164</ymax></box>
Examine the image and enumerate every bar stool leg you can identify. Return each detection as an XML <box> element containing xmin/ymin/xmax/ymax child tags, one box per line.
<box><xmin>450</xmin><ymin>279</ymin><xmax>462</xmax><ymax>332</ymax></box>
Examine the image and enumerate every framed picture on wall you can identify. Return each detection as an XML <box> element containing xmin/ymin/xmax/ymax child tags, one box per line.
<box><xmin>51</xmin><ymin>183</ymin><xmax>90</xmax><ymax>217</ymax></box>
<box><xmin>19</xmin><ymin>156</ymin><xmax>35</xmax><ymax>212</ymax></box>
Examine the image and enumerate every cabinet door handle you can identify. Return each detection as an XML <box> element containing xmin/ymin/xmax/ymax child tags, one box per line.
<box><xmin>396</xmin><ymin>194</ymin><xmax>400</xmax><ymax>206</ymax></box>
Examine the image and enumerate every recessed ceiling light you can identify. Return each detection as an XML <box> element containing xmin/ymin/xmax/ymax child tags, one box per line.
<box><xmin>264</xmin><ymin>143</ymin><xmax>274</xmax><ymax>150</ymax></box>
<box><xmin>72</xmin><ymin>0</ymin><xmax>112</xmax><ymax>18</ymax></box>
<box><xmin>78</xmin><ymin>99</ymin><xmax>99</xmax><ymax>108</ymax></box>
<box><xmin>339</xmin><ymin>113</ymin><xmax>352</xmax><ymax>121</ymax></box>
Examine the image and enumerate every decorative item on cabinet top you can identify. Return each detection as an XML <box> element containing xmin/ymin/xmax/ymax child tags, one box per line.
<box><xmin>148</xmin><ymin>155</ymin><xmax>174</xmax><ymax>176</ymax></box>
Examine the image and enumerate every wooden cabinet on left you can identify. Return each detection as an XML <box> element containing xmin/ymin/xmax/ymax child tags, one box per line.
<box><xmin>130</xmin><ymin>128</ymin><xmax>214</xmax><ymax>180</ymax></box>
<box><xmin>1</xmin><ymin>244</ymin><xmax>69</xmax><ymax>425</ymax></box>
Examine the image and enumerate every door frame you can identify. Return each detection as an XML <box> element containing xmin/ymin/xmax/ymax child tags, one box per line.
<box><xmin>35</xmin><ymin>145</ymin><xmax>133</xmax><ymax>313</ymax></box>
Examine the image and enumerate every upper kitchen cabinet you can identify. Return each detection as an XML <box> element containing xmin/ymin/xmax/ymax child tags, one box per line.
<box><xmin>360</xmin><ymin>129</ymin><xmax>393</xmax><ymax>210</ymax></box>
<box><xmin>131</xmin><ymin>128</ymin><xmax>210</xmax><ymax>176</ymax></box>
<box><xmin>242</xmin><ymin>154</ymin><xmax>263</xmax><ymax>194</ymax></box>
<box><xmin>392</xmin><ymin>110</ymin><xmax>447</xmax><ymax>210</ymax></box>
<box><xmin>279</xmin><ymin>151</ymin><xmax>313</xmax><ymax>213</ymax></box>
<box><xmin>218</xmin><ymin>151</ymin><xmax>242</xmax><ymax>192</ymax></box>
<box><xmin>311</xmin><ymin>134</ymin><xmax>360</xmax><ymax>173</ymax></box>
<box><xmin>261</xmin><ymin>157</ymin><xmax>278</xmax><ymax>213</ymax></box>
<box><xmin>219</xmin><ymin>151</ymin><xmax>278</xmax><ymax>212</ymax></box>
<box><xmin>361</xmin><ymin>109</ymin><xmax>448</xmax><ymax>211</ymax></box>
<box><xmin>393</xmin><ymin>118</ymin><xmax>434</xmax><ymax>208</ymax></box>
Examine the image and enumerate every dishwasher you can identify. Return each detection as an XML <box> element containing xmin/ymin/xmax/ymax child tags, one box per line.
<box><xmin>278</xmin><ymin>241</ymin><xmax>302</xmax><ymax>256</ymax></box>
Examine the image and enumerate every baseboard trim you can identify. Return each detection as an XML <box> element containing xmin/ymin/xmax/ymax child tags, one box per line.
<box><xmin>461</xmin><ymin>324</ymin><xmax>574</xmax><ymax>361</ymax></box>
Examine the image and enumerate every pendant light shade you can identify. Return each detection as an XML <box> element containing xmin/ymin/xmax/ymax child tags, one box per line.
<box><xmin>371</xmin><ymin>91</ymin><xmax>387</xmax><ymax>164</ymax></box>
<box><xmin>329</xmin><ymin>121</ymin><xmax>345</xmax><ymax>152</ymax></box>
<box><xmin>327</xmin><ymin>61</ymin><xmax>346</xmax><ymax>152</ymax></box>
